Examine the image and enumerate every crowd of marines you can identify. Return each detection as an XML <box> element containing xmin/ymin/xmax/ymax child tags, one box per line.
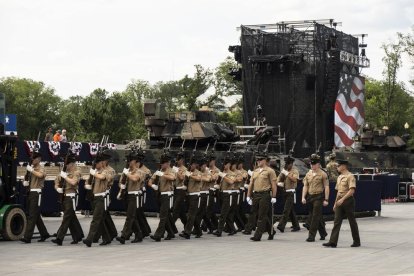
<box><xmin>19</xmin><ymin>148</ymin><xmax>361</xmax><ymax>248</ymax></box>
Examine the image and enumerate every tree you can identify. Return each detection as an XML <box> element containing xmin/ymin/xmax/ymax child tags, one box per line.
<box><xmin>0</xmin><ymin>77</ymin><xmax>61</xmax><ymax>140</ymax></box>
<box><xmin>179</xmin><ymin>64</ymin><xmax>213</xmax><ymax>111</ymax></box>
<box><xmin>381</xmin><ymin>39</ymin><xmax>405</xmax><ymax>127</ymax></box>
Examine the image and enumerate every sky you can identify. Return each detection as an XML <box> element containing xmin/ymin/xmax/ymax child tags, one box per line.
<box><xmin>0</xmin><ymin>0</ymin><xmax>413</xmax><ymax>100</ymax></box>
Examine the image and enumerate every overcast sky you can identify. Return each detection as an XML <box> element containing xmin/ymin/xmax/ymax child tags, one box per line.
<box><xmin>0</xmin><ymin>0</ymin><xmax>413</xmax><ymax>99</ymax></box>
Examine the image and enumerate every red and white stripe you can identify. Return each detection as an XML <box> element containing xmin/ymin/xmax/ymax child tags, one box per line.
<box><xmin>334</xmin><ymin>75</ymin><xmax>365</xmax><ymax>147</ymax></box>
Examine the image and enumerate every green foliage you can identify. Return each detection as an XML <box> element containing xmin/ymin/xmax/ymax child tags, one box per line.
<box><xmin>0</xmin><ymin>77</ymin><xmax>61</xmax><ymax>140</ymax></box>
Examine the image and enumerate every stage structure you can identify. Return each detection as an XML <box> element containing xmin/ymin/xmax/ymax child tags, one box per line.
<box><xmin>229</xmin><ymin>19</ymin><xmax>370</xmax><ymax>157</ymax></box>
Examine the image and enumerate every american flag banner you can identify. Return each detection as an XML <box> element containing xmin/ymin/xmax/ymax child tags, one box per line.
<box><xmin>334</xmin><ymin>73</ymin><xmax>365</xmax><ymax>147</ymax></box>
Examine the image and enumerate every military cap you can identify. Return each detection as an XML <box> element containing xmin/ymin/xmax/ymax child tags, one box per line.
<box><xmin>255</xmin><ymin>152</ymin><xmax>268</xmax><ymax>160</ymax></box>
<box><xmin>31</xmin><ymin>150</ymin><xmax>42</xmax><ymax>159</ymax></box>
<box><xmin>65</xmin><ymin>152</ymin><xmax>77</xmax><ymax>164</ymax></box>
<box><xmin>336</xmin><ymin>159</ymin><xmax>349</xmax><ymax>166</ymax></box>
<box><xmin>310</xmin><ymin>153</ymin><xmax>321</xmax><ymax>164</ymax></box>
<box><xmin>284</xmin><ymin>156</ymin><xmax>295</xmax><ymax>164</ymax></box>
<box><xmin>160</xmin><ymin>154</ymin><xmax>171</xmax><ymax>164</ymax></box>
<box><xmin>176</xmin><ymin>151</ymin><xmax>185</xmax><ymax>160</ymax></box>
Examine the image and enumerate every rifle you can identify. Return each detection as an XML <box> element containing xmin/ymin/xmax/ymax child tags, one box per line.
<box><xmin>117</xmin><ymin>140</ymin><xmax>142</xmax><ymax>201</ymax></box>
<box><xmin>58</xmin><ymin>134</ymin><xmax>76</xmax><ymax>204</ymax></box>
<box><xmin>85</xmin><ymin>135</ymin><xmax>108</xmax><ymax>201</ymax></box>
<box><xmin>24</xmin><ymin>132</ymin><xmax>41</xmax><ymax>195</ymax></box>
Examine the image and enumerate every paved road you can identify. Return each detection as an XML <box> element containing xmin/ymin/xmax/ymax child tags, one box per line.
<box><xmin>1</xmin><ymin>203</ymin><xmax>414</xmax><ymax>276</ymax></box>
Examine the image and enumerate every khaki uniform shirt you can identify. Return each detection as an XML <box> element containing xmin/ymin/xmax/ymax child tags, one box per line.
<box><xmin>326</xmin><ymin>161</ymin><xmax>339</xmax><ymax>182</ymax></box>
<box><xmin>251</xmin><ymin>166</ymin><xmax>277</xmax><ymax>192</ymax></box>
<box><xmin>207</xmin><ymin>166</ymin><xmax>220</xmax><ymax>188</ymax></box>
<box><xmin>200</xmin><ymin>169</ymin><xmax>212</xmax><ymax>191</ymax></box>
<box><xmin>187</xmin><ymin>169</ymin><xmax>202</xmax><ymax>193</ymax></box>
<box><xmin>54</xmin><ymin>169</ymin><xmax>81</xmax><ymax>194</ymax></box>
<box><xmin>30</xmin><ymin>165</ymin><xmax>46</xmax><ymax>189</ymax></box>
<box><xmin>303</xmin><ymin>169</ymin><xmax>329</xmax><ymax>195</ymax></box>
<box><xmin>105</xmin><ymin>165</ymin><xmax>116</xmax><ymax>188</ymax></box>
<box><xmin>335</xmin><ymin>172</ymin><xmax>356</xmax><ymax>199</ymax></box>
<box><xmin>278</xmin><ymin>167</ymin><xmax>299</xmax><ymax>190</ymax></box>
<box><xmin>150</xmin><ymin>167</ymin><xmax>175</xmax><ymax>193</ymax></box>
<box><xmin>126</xmin><ymin>167</ymin><xmax>145</xmax><ymax>192</ymax></box>
<box><xmin>93</xmin><ymin>168</ymin><xmax>109</xmax><ymax>194</ymax></box>
<box><xmin>220</xmin><ymin>170</ymin><xmax>236</xmax><ymax>191</ymax></box>
<box><xmin>232</xmin><ymin>169</ymin><xmax>243</xmax><ymax>190</ymax></box>
<box><xmin>175</xmin><ymin>165</ymin><xmax>188</xmax><ymax>188</ymax></box>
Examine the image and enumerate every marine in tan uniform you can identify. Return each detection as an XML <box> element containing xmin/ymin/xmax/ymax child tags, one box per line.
<box><xmin>276</xmin><ymin>156</ymin><xmax>300</xmax><ymax>232</ymax></box>
<box><xmin>301</xmin><ymin>154</ymin><xmax>329</xmax><ymax>242</ymax></box>
<box><xmin>52</xmin><ymin>152</ymin><xmax>83</xmax><ymax>245</ymax></box>
<box><xmin>21</xmin><ymin>151</ymin><xmax>50</xmax><ymax>243</ymax></box>
<box><xmin>116</xmin><ymin>151</ymin><xmax>145</xmax><ymax>244</ymax></box>
<box><xmin>237</xmin><ymin>159</ymin><xmax>249</xmax><ymax>231</ymax></box>
<box><xmin>326</xmin><ymin>153</ymin><xmax>339</xmax><ymax>182</ymax></box>
<box><xmin>133</xmin><ymin>161</ymin><xmax>152</xmax><ymax>238</ymax></box>
<box><xmin>83</xmin><ymin>153</ymin><xmax>112</xmax><ymax>247</ymax></box>
<box><xmin>148</xmin><ymin>154</ymin><xmax>176</xmax><ymax>241</ymax></box>
<box><xmin>195</xmin><ymin>158</ymin><xmax>212</xmax><ymax>237</ymax></box>
<box><xmin>171</xmin><ymin>152</ymin><xmax>188</xmax><ymax>227</ymax></box>
<box><xmin>205</xmin><ymin>155</ymin><xmax>220</xmax><ymax>232</ymax></box>
<box><xmin>323</xmin><ymin>160</ymin><xmax>361</xmax><ymax>248</ymax></box>
<box><xmin>179</xmin><ymin>158</ymin><xmax>202</xmax><ymax>239</ymax></box>
<box><xmin>213</xmin><ymin>155</ymin><xmax>238</xmax><ymax>237</ymax></box>
<box><xmin>231</xmin><ymin>157</ymin><xmax>244</xmax><ymax>233</ymax></box>
<box><xmin>246</xmin><ymin>153</ymin><xmax>278</xmax><ymax>241</ymax></box>
<box><xmin>99</xmin><ymin>151</ymin><xmax>118</xmax><ymax>242</ymax></box>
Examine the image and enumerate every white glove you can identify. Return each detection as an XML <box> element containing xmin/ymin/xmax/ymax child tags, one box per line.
<box><xmin>247</xmin><ymin>170</ymin><xmax>253</xmax><ymax>176</ymax></box>
<box><xmin>218</xmin><ymin>172</ymin><xmax>226</xmax><ymax>178</ymax></box>
<box><xmin>23</xmin><ymin>181</ymin><xmax>29</xmax><ymax>187</ymax></box>
<box><xmin>122</xmin><ymin>168</ymin><xmax>130</xmax><ymax>175</ymax></box>
<box><xmin>155</xmin><ymin>170</ymin><xmax>164</xmax><ymax>177</ymax></box>
<box><xmin>277</xmin><ymin>182</ymin><xmax>284</xmax><ymax>187</ymax></box>
<box><xmin>281</xmin><ymin>169</ymin><xmax>289</xmax><ymax>176</ymax></box>
<box><xmin>26</xmin><ymin>165</ymin><xmax>34</xmax><ymax>172</ymax></box>
<box><xmin>182</xmin><ymin>185</ymin><xmax>187</xmax><ymax>191</ymax></box>
<box><xmin>142</xmin><ymin>187</ymin><xmax>146</xmax><ymax>192</ymax></box>
<box><xmin>120</xmin><ymin>184</ymin><xmax>126</xmax><ymax>190</ymax></box>
<box><xmin>60</xmin><ymin>171</ymin><xmax>68</xmax><ymax>179</ymax></box>
<box><xmin>244</xmin><ymin>184</ymin><xmax>249</xmax><ymax>189</ymax></box>
<box><xmin>213</xmin><ymin>184</ymin><xmax>220</xmax><ymax>190</ymax></box>
<box><xmin>85</xmin><ymin>184</ymin><xmax>92</xmax><ymax>190</ymax></box>
<box><xmin>271</xmin><ymin>198</ymin><xmax>277</xmax><ymax>204</ymax></box>
<box><xmin>185</xmin><ymin>171</ymin><xmax>191</xmax><ymax>177</ymax></box>
<box><xmin>152</xmin><ymin>184</ymin><xmax>159</xmax><ymax>191</ymax></box>
<box><xmin>57</xmin><ymin>187</ymin><xmax>64</xmax><ymax>194</ymax></box>
<box><xmin>172</xmin><ymin>166</ymin><xmax>179</xmax><ymax>173</ymax></box>
<box><xmin>116</xmin><ymin>192</ymin><xmax>122</xmax><ymax>200</ymax></box>
<box><xmin>246</xmin><ymin>197</ymin><xmax>253</xmax><ymax>205</ymax></box>
<box><xmin>89</xmin><ymin>168</ymin><xmax>97</xmax><ymax>176</ymax></box>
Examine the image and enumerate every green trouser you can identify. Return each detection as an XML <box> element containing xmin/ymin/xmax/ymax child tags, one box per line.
<box><xmin>184</xmin><ymin>194</ymin><xmax>199</xmax><ymax>235</ymax></box>
<box><xmin>154</xmin><ymin>194</ymin><xmax>175</xmax><ymax>238</ymax></box>
<box><xmin>206</xmin><ymin>190</ymin><xmax>218</xmax><ymax>230</ymax></box>
<box><xmin>86</xmin><ymin>196</ymin><xmax>110</xmax><ymax>242</ymax></box>
<box><xmin>57</xmin><ymin>196</ymin><xmax>83</xmax><ymax>241</ymax></box>
<box><xmin>307</xmin><ymin>193</ymin><xmax>327</xmax><ymax>239</ymax></box>
<box><xmin>172</xmin><ymin>189</ymin><xmax>188</xmax><ymax>227</ymax></box>
<box><xmin>244</xmin><ymin>194</ymin><xmax>257</xmax><ymax>232</ymax></box>
<box><xmin>234</xmin><ymin>192</ymin><xmax>246</xmax><ymax>230</ymax></box>
<box><xmin>24</xmin><ymin>191</ymin><xmax>49</xmax><ymax>240</ymax></box>
<box><xmin>329</xmin><ymin>197</ymin><xmax>360</xmax><ymax>245</ymax></box>
<box><xmin>196</xmin><ymin>193</ymin><xmax>208</xmax><ymax>235</ymax></box>
<box><xmin>121</xmin><ymin>194</ymin><xmax>142</xmax><ymax>239</ymax></box>
<box><xmin>253</xmin><ymin>191</ymin><xmax>271</xmax><ymax>239</ymax></box>
<box><xmin>277</xmin><ymin>191</ymin><xmax>299</xmax><ymax>230</ymax></box>
<box><xmin>217</xmin><ymin>193</ymin><xmax>236</xmax><ymax>233</ymax></box>
<box><xmin>133</xmin><ymin>193</ymin><xmax>151</xmax><ymax>237</ymax></box>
